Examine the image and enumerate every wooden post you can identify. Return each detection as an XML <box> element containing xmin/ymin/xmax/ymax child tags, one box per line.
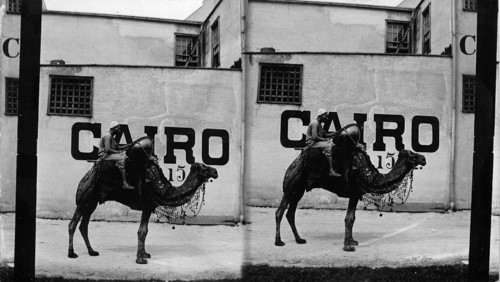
<box><xmin>468</xmin><ymin>0</ymin><xmax>497</xmax><ymax>280</ymax></box>
<box><xmin>14</xmin><ymin>0</ymin><xmax>42</xmax><ymax>280</ymax></box>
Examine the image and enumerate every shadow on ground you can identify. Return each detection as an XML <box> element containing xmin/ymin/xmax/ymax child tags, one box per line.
<box><xmin>2</xmin><ymin>264</ymin><xmax>499</xmax><ymax>282</ymax></box>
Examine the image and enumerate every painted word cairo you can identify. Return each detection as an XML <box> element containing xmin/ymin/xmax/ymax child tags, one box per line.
<box><xmin>71</xmin><ymin>122</ymin><xmax>230</xmax><ymax>166</ymax></box>
<box><xmin>281</xmin><ymin>110</ymin><xmax>439</xmax><ymax>153</ymax></box>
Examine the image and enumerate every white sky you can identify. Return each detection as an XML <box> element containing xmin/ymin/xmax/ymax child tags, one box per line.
<box><xmin>44</xmin><ymin>0</ymin><xmax>404</xmax><ymax>20</ymax></box>
<box><xmin>43</xmin><ymin>0</ymin><xmax>204</xmax><ymax>20</ymax></box>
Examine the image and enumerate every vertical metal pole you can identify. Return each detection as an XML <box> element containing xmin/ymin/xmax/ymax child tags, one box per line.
<box><xmin>468</xmin><ymin>0</ymin><xmax>497</xmax><ymax>280</ymax></box>
<box><xmin>14</xmin><ymin>0</ymin><xmax>42</xmax><ymax>280</ymax></box>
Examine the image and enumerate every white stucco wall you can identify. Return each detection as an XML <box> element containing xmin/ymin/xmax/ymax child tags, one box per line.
<box><xmin>428</xmin><ymin>0</ymin><xmax>452</xmax><ymax>55</ymax></box>
<box><xmin>0</xmin><ymin>10</ymin><xmax>20</xmax><ymax>211</ymax></box>
<box><xmin>247</xmin><ymin>1</ymin><xmax>412</xmax><ymax>53</ymax></box>
<box><xmin>244</xmin><ymin>53</ymin><xmax>453</xmax><ymax>210</ymax></box>
<box><xmin>204</xmin><ymin>0</ymin><xmax>242</xmax><ymax>68</ymax></box>
<box><xmin>34</xmin><ymin>66</ymin><xmax>242</xmax><ymax>219</ymax></box>
<box><xmin>411</xmin><ymin>0</ymin><xmax>453</xmax><ymax>56</ymax></box>
<box><xmin>40</xmin><ymin>13</ymin><xmax>201</xmax><ymax>66</ymax></box>
<box><xmin>452</xmin><ymin>1</ymin><xmax>477</xmax><ymax>209</ymax></box>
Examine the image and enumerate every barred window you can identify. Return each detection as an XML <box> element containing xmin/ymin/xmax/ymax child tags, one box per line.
<box><xmin>5</xmin><ymin>78</ymin><xmax>19</xmax><ymax>115</ymax></box>
<box><xmin>257</xmin><ymin>64</ymin><xmax>303</xmax><ymax>105</ymax></box>
<box><xmin>386</xmin><ymin>22</ymin><xmax>410</xmax><ymax>54</ymax></box>
<box><xmin>48</xmin><ymin>76</ymin><xmax>93</xmax><ymax>117</ymax></box>
<box><xmin>464</xmin><ymin>0</ymin><xmax>477</xmax><ymax>11</ymax></box>
<box><xmin>7</xmin><ymin>0</ymin><xmax>21</xmax><ymax>13</ymax></box>
<box><xmin>463</xmin><ymin>75</ymin><xmax>475</xmax><ymax>113</ymax></box>
<box><xmin>422</xmin><ymin>5</ymin><xmax>431</xmax><ymax>54</ymax></box>
<box><xmin>211</xmin><ymin>18</ymin><xmax>220</xmax><ymax>68</ymax></box>
<box><xmin>175</xmin><ymin>34</ymin><xmax>200</xmax><ymax>67</ymax></box>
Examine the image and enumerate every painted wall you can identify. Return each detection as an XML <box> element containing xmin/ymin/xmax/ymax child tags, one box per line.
<box><xmin>0</xmin><ymin>10</ymin><xmax>20</xmax><ymax>211</ymax></box>
<box><xmin>411</xmin><ymin>0</ymin><xmax>453</xmax><ymax>55</ymax></box>
<box><xmin>246</xmin><ymin>1</ymin><xmax>412</xmax><ymax>53</ymax></box>
<box><xmin>428</xmin><ymin>0</ymin><xmax>452</xmax><ymax>55</ymax></box>
<box><xmin>34</xmin><ymin>66</ymin><xmax>242</xmax><ymax>219</ymax></box>
<box><xmin>408</xmin><ymin>0</ymin><xmax>485</xmax><ymax>210</ymax></box>
<box><xmin>203</xmin><ymin>0</ymin><xmax>242</xmax><ymax>68</ymax></box>
<box><xmin>40</xmin><ymin>13</ymin><xmax>201</xmax><ymax>66</ymax></box>
<box><xmin>243</xmin><ymin>53</ymin><xmax>453</xmax><ymax>209</ymax></box>
<box><xmin>452</xmin><ymin>1</ymin><xmax>477</xmax><ymax>209</ymax></box>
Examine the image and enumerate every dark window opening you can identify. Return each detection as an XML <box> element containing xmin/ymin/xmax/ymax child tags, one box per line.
<box><xmin>5</xmin><ymin>78</ymin><xmax>19</xmax><ymax>115</ymax></box>
<box><xmin>211</xmin><ymin>18</ymin><xmax>220</xmax><ymax>68</ymax></box>
<box><xmin>422</xmin><ymin>5</ymin><xmax>431</xmax><ymax>54</ymax></box>
<box><xmin>175</xmin><ymin>34</ymin><xmax>200</xmax><ymax>67</ymax></box>
<box><xmin>386</xmin><ymin>22</ymin><xmax>410</xmax><ymax>54</ymax></box>
<box><xmin>463</xmin><ymin>75</ymin><xmax>476</xmax><ymax>113</ymax></box>
<box><xmin>257</xmin><ymin>64</ymin><xmax>303</xmax><ymax>105</ymax></box>
<box><xmin>48</xmin><ymin>76</ymin><xmax>93</xmax><ymax>117</ymax></box>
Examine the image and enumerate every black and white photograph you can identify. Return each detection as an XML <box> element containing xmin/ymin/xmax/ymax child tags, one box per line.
<box><xmin>0</xmin><ymin>0</ymin><xmax>498</xmax><ymax>281</ymax></box>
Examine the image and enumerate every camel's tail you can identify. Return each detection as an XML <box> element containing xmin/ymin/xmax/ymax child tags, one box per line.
<box><xmin>76</xmin><ymin>162</ymin><xmax>100</xmax><ymax>205</ymax></box>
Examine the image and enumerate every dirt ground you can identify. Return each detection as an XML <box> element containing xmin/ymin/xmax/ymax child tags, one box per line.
<box><xmin>244</xmin><ymin>207</ymin><xmax>499</xmax><ymax>271</ymax></box>
<box><xmin>0</xmin><ymin>207</ymin><xmax>498</xmax><ymax>281</ymax></box>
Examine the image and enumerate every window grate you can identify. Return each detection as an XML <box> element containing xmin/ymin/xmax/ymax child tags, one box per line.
<box><xmin>175</xmin><ymin>34</ymin><xmax>200</xmax><ymax>67</ymax></box>
<box><xmin>464</xmin><ymin>0</ymin><xmax>477</xmax><ymax>11</ymax></box>
<box><xmin>386</xmin><ymin>22</ymin><xmax>410</xmax><ymax>53</ymax></box>
<box><xmin>258</xmin><ymin>64</ymin><xmax>302</xmax><ymax>105</ymax></box>
<box><xmin>8</xmin><ymin>0</ymin><xmax>21</xmax><ymax>13</ymax></box>
<box><xmin>5</xmin><ymin>78</ymin><xmax>19</xmax><ymax>115</ymax></box>
<box><xmin>48</xmin><ymin>76</ymin><xmax>93</xmax><ymax>117</ymax></box>
<box><xmin>463</xmin><ymin>75</ymin><xmax>475</xmax><ymax>113</ymax></box>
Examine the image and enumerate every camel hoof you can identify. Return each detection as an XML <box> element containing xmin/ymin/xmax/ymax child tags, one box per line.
<box><xmin>68</xmin><ymin>252</ymin><xmax>78</xmax><ymax>259</ymax></box>
<box><xmin>89</xmin><ymin>250</ymin><xmax>100</xmax><ymax>256</ymax></box>
<box><xmin>296</xmin><ymin>238</ymin><xmax>307</xmax><ymax>244</ymax></box>
<box><xmin>141</xmin><ymin>252</ymin><xmax>151</xmax><ymax>258</ymax></box>
<box><xmin>136</xmin><ymin>257</ymin><xmax>148</xmax><ymax>264</ymax></box>
<box><xmin>343</xmin><ymin>245</ymin><xmax>356</xmax><ymax>252</ymax></box>
<box><xmin>275</xmin><ymin>240</ymin><xmax>285</xmax><ymax>247</ymax></box>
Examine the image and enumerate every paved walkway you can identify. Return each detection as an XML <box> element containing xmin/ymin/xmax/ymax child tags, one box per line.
<box><xmin>0</xmin><ymin>208</ymin><xmax>498</xmax><ymax>280</ymax></box>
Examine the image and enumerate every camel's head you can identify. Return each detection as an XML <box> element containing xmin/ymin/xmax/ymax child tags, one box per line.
<box><xmin>191</xmin><ymin>162</ymin><xmax>218</xmax><ymax>182</ymax></box>
<box><xmin>399</xmin><ymin>150</ymin><xmax>427</xmax><ymax>168</ymax></box>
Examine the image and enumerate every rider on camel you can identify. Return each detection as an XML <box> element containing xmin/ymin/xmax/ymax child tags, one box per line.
<box><xmin>98</xmin><ymin>121</ymin><xmax>135</xmax><ymax>190</ymax></box>
<box><xmin>306</xmin><ymin>109</ymin><xmax>341</xmax><ymax>177</ymax></box>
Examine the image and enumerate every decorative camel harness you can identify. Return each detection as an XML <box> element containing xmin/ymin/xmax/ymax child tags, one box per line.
<box><xmin>339</xmin><ymin>127</ymin><xmax>416</xmax><ymax>211</ymax></box>
<box><xmin>126</xmin><ymin>138</ymin><xmax>208</xmax><ymax>224</ymax></box>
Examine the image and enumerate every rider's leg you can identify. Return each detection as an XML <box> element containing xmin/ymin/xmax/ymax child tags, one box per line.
<box><xmin>323</xmin><ymin>146</ymin><xmax>341</xmax><ymax>177</ymax></box>
<box><xmin>116</xmin><ymin>157</ymin><xmax>134</xmax><ymax>190</ymax></box>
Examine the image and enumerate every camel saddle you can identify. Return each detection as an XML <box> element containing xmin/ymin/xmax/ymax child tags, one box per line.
<box><xmin>283</xmin><ymin>124</ymin><xmax>361</xmax><ymax>193</ymax></box>
<box><xmin>76</xmin><ymin>136</ymin><xmax>155</xmax><ymax>205</ymax></box>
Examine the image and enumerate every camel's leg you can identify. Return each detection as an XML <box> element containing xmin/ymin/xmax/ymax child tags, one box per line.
<box><xmin>343</xmin><ymin>197</ymin><xmax>359</xmax><ymax>252</ymax></box>
<box><xmin>286</xmin><ymin>188</ymin><xmax>306</xmax><ymax>244</ymax></box>
<box><xmin>136</xmin><ymin>210</ymin><xmax>152</xmax><ymax>264</ymax></box>
<box><xmin>275</xmin><ymin>192</ymin><xmax>291</xmax><ymax>246</ymax></box>
<box><xmin>68</xmin><ymin>207</ymin><xmax>84</xmax><ymax>258</ymax></box>
<box><xmin>79</xmin><ymin>202</ymin><xmax>99</xmax><ymax>256</ymax></box>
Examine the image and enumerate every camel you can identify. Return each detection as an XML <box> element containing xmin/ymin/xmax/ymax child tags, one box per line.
<box><xmin>275</xmin><ymin>124</ymin><xmax>426</xmax><ymax>251</ymax></box>
<box><xmin>68</xmin><ymin>136</ymin><xmax>218</xmax><ymax>264</ymax></box>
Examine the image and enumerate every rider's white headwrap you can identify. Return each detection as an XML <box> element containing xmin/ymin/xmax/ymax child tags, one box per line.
<box><xmin>109</xmin><ymin>121</ymin><xmax>119</xmax><ymax>129</ymax></box>
<box><xmin>317</xmin><ymin>109</ymin><xmax>327</xmax><ymax>117</ymax></box>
